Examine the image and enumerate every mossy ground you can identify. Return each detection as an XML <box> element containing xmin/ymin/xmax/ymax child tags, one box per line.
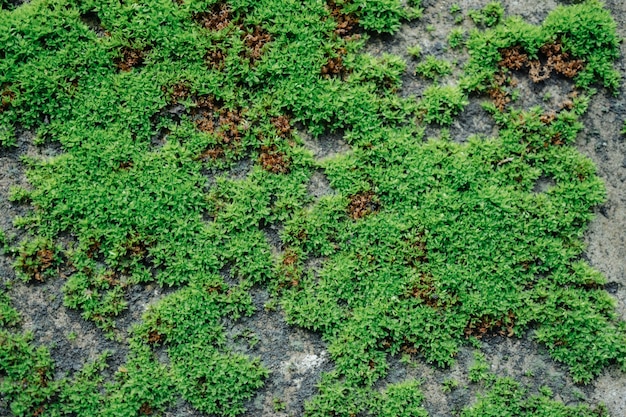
<box><xmin>1</xmin><ymin>0</ymin><xmax>626</xmax><ymax>416</ymax></box>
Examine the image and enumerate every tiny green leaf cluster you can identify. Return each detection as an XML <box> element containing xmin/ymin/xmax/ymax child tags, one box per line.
<box><xmin>415</xmin><ymin>55</ymin><xmax>453</xmax><ymax>80</ymax></box>
<box><xmin>468</xmin><ymin>1</ymin><xmax>504</xmax><ymax>28</ymax></box>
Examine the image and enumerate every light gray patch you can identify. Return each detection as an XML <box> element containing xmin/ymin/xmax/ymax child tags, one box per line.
<box><xmin>307</xmin><ymin>170</ymin><xmax>335</xmax><ymax>201</ymax></box>
<box><xmin>222</xmin><ymin>288</ymin><xmax>332</xmax><ymax>417</ymax></box>
<box><xmin>532</xmin><ymin>176</ymin><xmax>556</xmax><ymax>193</ymax></box>
<box><xmin>300</xmin><ymin>131</ymin><xmax>351</xmax><ymax>160</ymax></box>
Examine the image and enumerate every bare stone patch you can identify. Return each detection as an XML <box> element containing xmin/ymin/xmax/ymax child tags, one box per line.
<box><xmin>222</xmin><ymin>288</ymin><xmax>332</xmax><ymax>417</ymax></box>
<box><xmin>300</xmin><ymin>131</ymin><xmax>351</xmax><ymax>160</ymax></box>
<box><xmin>307</xmin><ymin>170</ymin><xmax>335</xmax><ymax>201</ymax></box>
<box><xmin>532</xmin><ymin>175</ymin><xmax>556</xmax><ymax>194</ymax></box>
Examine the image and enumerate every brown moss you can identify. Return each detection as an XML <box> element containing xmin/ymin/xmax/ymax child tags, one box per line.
<box><xmin>259</xmin><ymin>144</ymin><xmax>291</xmax><ymax>174</ymax></box>
<box><xmin>191</xmin><ymin>95</ymin><xmax>222</xmax><ymax>133</ymax></box>
<box><xmin>321</xmin><ymin>48</ymin><xmax>350</xmax><ymax>78</ymax></box>
<box><xmin>271</xmin><ymin>115</ymin><xmax>292</xmax><ymax>138</ymax></box>
<box><xmin>498</xmin><ymin>46</ymin><xmax>528</xmax><ymax>71</ymax></box>
<box><xmin>112</xmin><ymin>235</ymin><xmax>154</xmax><ymax>274</ymax></box>
<box><xmin>327</xmin><ymin>0</ymin><xmax>360</xmax><ymax>39</ymax></box>
<box><xmin>464</xmin><ymin>311</ymin><xmax>515</xmax><ymax>339</ymax></box>
<box><xmin>241</xmin><ymin>25</ymin><xmax>272</xmax><ymax>64</ymax></box>
<box><xmin>550</xmin><ymin>132</ymin><xmax>564</xmax><ymax>146</ymax></box>
<box><xmin>540</xmin><ymin>111</ymin><xmax>556</xmax><ymax>125</ymax></box>
<box><xmin>147</xmin><ymin>330</ymin><xmax>165</xmax><ymax>346</ymax></box>
<box><xmin>101</xmin><ymin>270</ymin><xmax>124</xmax><ymax>288</ymax></box>
<box><xmin>282</xmin><ymin>250</ymin><xmax>299</xmax><ymax>266</ymax></box>
<box><xmin>409</xmin><ymin>273</ymin><xmax>439</xmax><ymax>307</ymax></box>
<box><xmin>489</xmin><ymin>86</ymin><xmax>511</xmax><ymax>112</ymax></box>
<box><xmin>495</xmin><ymin>41</ymin><xmax>585</xmax><ymax>114</ymax></box>
<box><xmin>542</xmin><ymin>42</ymin><xmax>584</xmax><ymax>78</ymax></box>
<box><xmin>293</xmin><ymin>228</ymin><xmax>308</xmax><ymax>242</ymax></box>
<box><xmin>205</xmin><ymin>46</ymin><xmax>226</xmax><ymax>70</ymax></box>
<box><xmin>86</xmin><ymin>240</ymin><xmax>101</xmax><ymax>260</ymax></box>
<box><xmin>19</xmin><ymin>248</ymin><xmax>56</xmax><ymax>282</ymax></box>
<box><xmin>554</xmin><ymin>59</ymin><xmax>583</xmax><ymax>78</ymax></box>
<box><xmin>487</xmin><ymin>72</ymin><xmax>512</xmax><ymax>111</ymax></box>
<box><xmin>36</xmin><ymin>367</ymin><xmax>49</xmax><ymax>387</ymax></box>
<box><xmin>118</xmin><ymin>161</ymin><xmax>134</xmax><ymax>170</ymax></box>
<box><xmin>499</xmin><ymin>41</ymin><xmax>584</xmax><ymax>83</ymax></box>
<box><xmin>400</xmin><ymin>343</ymin><xmax>418</xmax><ymax>355</ymax></box>
<box><xmin>125</xmin><ymin>239</ymin><xmax>148</xmax><ymax>259</ymax></box>
<box><xmin>168</xmin><ymin>82</ymin><xmax>191</xmax><ymax>104</ymax></box>
<box><xmin>217</xmin><ymin>108</ymin><xmax>245</xmax><ymax>144</ymax></box>
<box><xmin>281</xmin><ymin>250</ymin><xmax>301</xmax><ymax>288</ymax></box>
<box><xmin>560</xmin><ymin>99</ymin><xmax>574</xmax><ymax>110</ymax></box>
<box><xmin>139</xmin><ymin>402</ymin><xmax>154</xmax><ymax>415</ymax></box>
<box><xmin>193</xmin><ymin>2</ymin><xmax>231</xmax><ymax>31</ymax></box>
<box><xmin>190</xmin><ymin>96</ymin><xmax>249</xmax><ymax>160</ymax></box>
<box><xmin>528</xmin><ymin>59</ymin><xmax>551</xmax><ymax>83</ymax></box>
<box><xmin>197</xmin><ymin>147</ymin><xmax>225</xmax><ymax>161</ymax></box>
<box><xmin>1</xmin><ymin>86</ymin><xmax>15</xmax><ymax>111</ymax></box>
<box><xmin>347</xmin><ymin>191</ymin><xmax>379</xmax><ymax>220</ymax></box>
<box><xmin>115</xmin><ymin>46</ymin><xmax>149</xmax><ymax>72</ymax></box>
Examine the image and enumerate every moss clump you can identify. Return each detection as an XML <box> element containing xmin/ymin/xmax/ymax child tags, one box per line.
<box><xmin>462</xmin><ymin>0</ymin><xmax>621</xmax><ymax>93</ymax></box>
<box><xmin>415</xmin><ymin>55</ymin><xmax>453</xmax><ymax>80</ymax></box>
<box><xmin>468</xmin><ymin>1</ymin><xmax>504</xmax><ymax>28</ymax></box>
<box><xmin>463</xmin><ymin>355</ymin><xmax>609</xmax><ymax>417</ymax></box>
<box><xmin>13</xmin><ymin>237</ymin><xmax>61</xmax><ymax>283</ymax></box>
<box><xmin>417</xmin><ymin>84</ymin><xmax>468</xmax><ymax>125</ymax></box>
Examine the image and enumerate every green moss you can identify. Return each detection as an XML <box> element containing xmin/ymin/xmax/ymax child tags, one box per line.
<box><xmin>462</xmin><ymin>0</ymin><xmax>621</xmax><ymax>93</ymax></box>
<box><xmin>418</xmin><ymin>84</ymin><xmax>468</xmax><ymax>125</ymax></box>
<box><xmin>13</xmin><ymin>237</ymin><xmax>61</xmax><ymax>283</ymax></box>
<box><xmin>415</xmin><ymin>55</ymin><xmax>453</xmax><ymax>80</ymax></box>
<box><xmin>304</xmin><ymin>376</ymin><xmax>428</xmax><ymax>417</ymax></box>
<box><xmin>448</xmin><ymin>28</ymin><xmax>466</xmax><ymax>49</ymax></box>
<box><xmin>342</xmin><ymin>0</ymin><xmax>409</xmax><ymax>34</ymax></box>
<box><xmin>463</xmin><ymin>375</ymin><xmax>609</xmax><ymax>417</ymax></box>
<box><xmin>0</xmin><ymin>0</ymin><xmax>624</xmax><ymax>415</ymax></box>
<box><xmin>407</xmin><ymin>45</ymin><xmax>422</xmax><ymax>59</ymax></box>
<box><xmin>468</xmin><ymin>1</ymin><xmax>504</xmax><ymax>28</ymax></box>
<box><xmin>0</xmin><ymin>293</ymin><xmax>20</xmax><ymax>327</ymax></box>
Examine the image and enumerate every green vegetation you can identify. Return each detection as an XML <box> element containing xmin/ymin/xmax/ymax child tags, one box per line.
<box><xmin>0</xmin><ymin>292</ymin><xmax>20</xmax><ymax>327</ymax></box>
<box><xmin>13</xmin><ymin>237</ymin><xmax>61</xmax><ymax>283</ymax></box>
<box><xmin>0</xmin><ymin>0</ymin><xmax>624</xmax><ymax>415</ymax></box>
<box><xmin>462</xmin><ymin>0</ymin><xmax>621</xmax><ymax>93</ymax></box>
<box><xmin>468</xmin><ymin>352</ymin><xmax>492</xmax><ymax>383</ymax></box>
<box><xmin>468</xmin><ymin>1</ymin><xmax>504</xmax><ymax>28</ymax></box>
<box><xmin>463</xmin><ymin>373</ymin><xmax>608</xmax><ymax>417</ymax></box>
<box><xmin>305</xmin><ymin>377</ymin><xmax>428</xmax><ymax>417</ymax></box>
<box><xmin>415</xmin><ymin>55</ymin><xmax>453</xmax><ymax>79</ymax></box>
<box><xmin>273</xmin><ymin>397</ymin><xmax>287</xmax><ymax>412</ymax></box>
<box><xmin>448</xmin><ymin>28</ymin><xmax>466</xmax><ymax>49</ymax></box>
<box><xmin>449</xmin><ymin>3</ymin><xmax>464</xmax><ymax>25</ymax></box>
<box><xmin>441</xmin><ymin>378</ymin><xmax>459</xmax><ymax>393</ymax></box>
<box><xmin>418</xmin><ymin>84</ymin><xmax>467</xmax><ymax>125</ymax></box>
<box><xmin>407</xmin><ymin>45</ymin><xmax>422</xmax><ymax>59</ymax></box>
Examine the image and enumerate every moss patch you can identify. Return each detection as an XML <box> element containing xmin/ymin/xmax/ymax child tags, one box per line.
<box><xmin>0</xmin><ymin>0</ymin><xmax>624</xmax><ymax>415</ymax></box>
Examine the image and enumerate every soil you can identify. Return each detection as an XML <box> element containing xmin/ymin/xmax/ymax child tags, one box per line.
<box><xmin>1</xmin><ymin>1</ymin><xmax>626</xmax><ymax>416</ymax></box>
